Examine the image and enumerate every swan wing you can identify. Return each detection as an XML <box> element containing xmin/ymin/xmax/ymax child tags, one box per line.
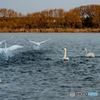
<box><xmin>39</xmin><ymin>40</ymin><xmax>48</xmax><ymax>44</ymax></box>
<box><xmin>7</xmin><ymin>45</ymin><xmax>23</xmax><ymax>51</ymax></box>
<box><xmin>29</xmin><ymin>40</ymin><xmax>39</xmax><ymax>45</ymax></box>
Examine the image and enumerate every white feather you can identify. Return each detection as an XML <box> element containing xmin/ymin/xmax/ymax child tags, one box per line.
<box><xmin>29</xmin><ymin>40</ymin><xmax>48</xmax><ymax>46</ymax></box>
<box><xmin>7</xmin><ymin>45</ymin><xmax>23</xmax><ymax>51</ymax></box>
<box><xmin>85</xmin><ymin>48</ymin><xmax>95</xmax><ymax>58</ymax></box>
<box><xmin>0</xmin><ymin>41</ymin><xmax>23</xmax><ymax>60</ymax></box>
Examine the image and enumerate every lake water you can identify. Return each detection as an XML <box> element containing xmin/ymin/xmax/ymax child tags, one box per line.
<box><xmin>0</xmin><ymin>33</ymin><xmax>100</xmax><ymax>100</ymax></box>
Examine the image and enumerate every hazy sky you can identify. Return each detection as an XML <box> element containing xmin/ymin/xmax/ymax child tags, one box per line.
<box><xmin>0</xmin><ymin>0</ymin><xmax>100</xmax><ymax>14</ymax></box>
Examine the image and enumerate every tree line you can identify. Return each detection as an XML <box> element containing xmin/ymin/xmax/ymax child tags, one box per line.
<box><xmin>0</xmin><ymin>4</ymin><xmax>100</xmax><ymax>31</ymax></box>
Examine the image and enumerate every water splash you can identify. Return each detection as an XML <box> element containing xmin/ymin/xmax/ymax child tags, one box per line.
<box><xmin>0</xmin><ymin>40</ymin><xmax>23</xmax><ymax>60</ymax></box>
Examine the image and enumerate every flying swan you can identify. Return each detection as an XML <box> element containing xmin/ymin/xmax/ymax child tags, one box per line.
<box><xmin>29</xmin><ymin>40</ymin><xmax>49</xmax><ymax>46</ymax></box>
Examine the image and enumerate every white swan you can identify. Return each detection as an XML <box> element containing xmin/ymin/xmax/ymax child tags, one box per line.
<box><xmin>0</xmin><ymin>40</ymin><xmax>23</xmax><ymax>59</ymax></box>
<box><xmin>85</xmin><ymin>48</ymin><xmax>95</xmax><ymax>58</ymax></box>
<box><xmin>29</xmin><ymin>40</ymin><xmax>48</xmax><ymax>46</ymax></box>
<box><xmin>63</xmin><ymin>48</ymin><xmax>69</xmax><ymax>61</ymax></box>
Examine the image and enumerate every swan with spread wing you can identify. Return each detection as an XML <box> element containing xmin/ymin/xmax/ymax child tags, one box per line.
<box><xmin>29</xmin><ymin>40</ymin><xmax>48</xmax><ymax>46</ymax></box>
<box><xmin>0</xmin><ymin>40</ymin><xmax>23</xmax><ymax>59</ymax></box>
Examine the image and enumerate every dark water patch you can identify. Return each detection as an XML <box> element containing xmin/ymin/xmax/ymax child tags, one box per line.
<box><xmin>83</xmin><ymin>77</ymin><xmax>95</xmax><ymax>81</ymax></box>
<box><xmin>0</xmin><ymin>49</ymin><xmax>53</xmax><ymax>66</ymax></box>
<box><xmin>95</xmin><ymin>56</ymin><xmax>100</xmax><ymax>58</ymax></box>
<box><xmin>73</xmin><ymin>70</ymin><xmax>86</xmax><ymax>76</ymax></box>
<box><xmin>54</xmin><ymin>60</ymin><xmax>69</xmax><ymax>67</ymax></box>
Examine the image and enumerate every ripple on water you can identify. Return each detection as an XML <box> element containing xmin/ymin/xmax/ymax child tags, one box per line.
<box><xmin>0</xmin><ymin>33</ymin><xmax>100</xmax><ymax>100</ymax></box>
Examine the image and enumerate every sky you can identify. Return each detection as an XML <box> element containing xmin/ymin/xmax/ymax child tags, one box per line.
<box><xmin>0</xmin><ymin>0</ymin><xmax>100</xmax><ymax>14</ymax></box>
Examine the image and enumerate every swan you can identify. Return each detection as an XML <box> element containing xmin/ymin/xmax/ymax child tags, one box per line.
<box><xmin>63</xmin><ymin>48</ymin><xmax>69</xmax><ymax>61</ymax></box>
<box><xmin>29</xmin><ymin>40</ymin><xmax>48</xmax><ymax>46</ymax></box>
<box><xmin>0</xmin><ymin>40</ymin><xmax>23</xmax><ymax>59</ymax></box>
<box><xmin>85</xmin><ymin>48</ymin><xmax>95</xmax><ymax>58</ymax></box>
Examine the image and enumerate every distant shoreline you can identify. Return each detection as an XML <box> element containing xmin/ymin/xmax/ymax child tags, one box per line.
<box><xmin>0</xmin><ymin>5</ymin><xmax>100</xmax><ymax>33</ymax></box>
<box><xmin>0</xmin><ymin>28</ymin><xmax>100</xmax><ymax>33</ymax></box>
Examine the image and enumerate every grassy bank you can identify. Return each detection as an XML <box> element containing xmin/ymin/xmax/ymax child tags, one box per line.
<box><xmin>0</xmin><ymin>28</ymin><xmax>100</xmax><ymax>33</ymax></box>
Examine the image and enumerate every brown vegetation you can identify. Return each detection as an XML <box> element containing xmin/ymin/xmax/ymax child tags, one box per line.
<box><xmin>0</xmin><ymin>5</ymin><xmax>100</xmax><ymax>32</ymax></box>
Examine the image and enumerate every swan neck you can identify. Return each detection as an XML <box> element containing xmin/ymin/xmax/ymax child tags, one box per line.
<box><xmin>64</xmin><ymin>48</ymin><xmax>67</xmax><ymax>58</ymax></box>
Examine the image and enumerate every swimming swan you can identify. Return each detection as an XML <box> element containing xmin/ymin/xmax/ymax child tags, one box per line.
<box><xmin>63</xmin><ymin>48</ymin><xmax>69</xmax><ymax>61</ymax></box>
<box><xmin>85</xmin><ymin>48</ymin><xmax>95</xmax><ymax>58</ymax></box>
